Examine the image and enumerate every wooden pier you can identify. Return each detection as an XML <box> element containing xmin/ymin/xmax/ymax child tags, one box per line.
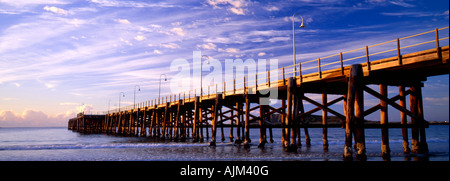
<box><xmin>69</xmin><ymin>27</ymin><xmax>449</xmax><ymax>160</ymax></box>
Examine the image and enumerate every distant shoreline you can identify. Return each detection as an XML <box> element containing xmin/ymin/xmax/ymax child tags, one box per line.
<box><xmin>428</xmin><ymin>121</ymin><xmax>449</xmax><ymax>125</ymax></box>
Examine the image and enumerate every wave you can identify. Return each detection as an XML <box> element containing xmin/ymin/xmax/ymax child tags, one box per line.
<box><xmin>285</xmin><ymin>138</ymin><xmax>449</xmax><ymax>146</ymax></box>
<box><xmin>0</xmin><ymin>142</ymin><xmax>233</xmax><ymax>151</ymax></box>
<box><xmin>1</xmin><ymin>138</ymin><xmax>447</xmax><ymax>151</ymax></box>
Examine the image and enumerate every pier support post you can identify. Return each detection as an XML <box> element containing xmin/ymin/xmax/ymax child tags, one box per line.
<box><xmin>411</xmin><ymin>85</ymin><xmax>429</xmax><ymax>154</ymax></box>
<box><xmin>235</xmin><ymin>101</ymin><xmax>242</xmax><ymax>144</ymax></box>
<box><xmin>380</xmin><ymin>84</ymin><xmax>391</xmax><ymax>160</ymax></box>
<box><xmin>220</xmin><ymin>108</ymin><xmax>225</xmax><ymax>142</ymax></box>
<box><xmin>322</xmin><ymin>93</ymin><xmax>329</xmax><ymax>151</ymax></box>
<box><xmin>174</xmin><ymin>100</ymin><xmax>182</xmax><ymax>141</ymax></box>
<box><xmin>258</xmin><ymin>102</ymin><xmax>267</xmax><ymax>148</ymax></box>
<box><xmin>299</xmin><ymin>91</ymin><xmax>311</xmax><ymax>147</ymax></box>
<box><xmin>281</xmin><ymin>98</ymin><xmax>286</xmax><ymax>147</ymax></box>
<box><xmin>344</xmin><ymin>64</ymin><xmax>366</xmax><ymax>160</ymax></box>
<box><xmin>141</xmin><ymin>109</ymin><xmax>147</xmax><ymax>137</ymax></box>
<box><xmin>180</xmin><ymin>104</ymin><xmax>186</xmax><ymax>142</ymax></box>
<box><xmin>410</xmin><ymin>86</ymin><xmax>420</xmax><ymax>153</ymax></box>
<box><xmin>399</xmin><ymin>86</ymin><xmax>411</xmax><ymax>154</ymax></box>
<box><xmin>243</xmin><ymin>94</ymin><xmax>251</xmax><ymax>149</ymax></box>
<box><xmin>284</xmin><ymin>77</ymin><xmax>297</xmax><ymax>152</ymax></box>
<box><xmin>118</xmin><ymin>112</ymin><xmax>123</xmax><ymax>135</ymax></box>
<box><xmin>150</xmin><ymin>108</ymin><xmax>156</xmax><ymax>137</ymax></box>
<box><xmin>155</xmin><ymin>109</ymin><xmax>161</xmax><ymax>138</ymax></box>
<box><xmin>416</xmin><ymin>85</ymin><xmax>428</xmax><ymax>154</ymax></box>
<box><xmin>169</xmin><ymin>110</ymin><xmax>173</xmax><ymax>140</ymax></box>
<box><xmin>199</xmin><ymin>106</ymin><xmax>204</xmax><ymax>142</ymax></box>
<box><xmin>293</xmin><ymin>90</ymin><xmax>300</xmax><ymax>148</ymax></box>
<box><xmin>354</xmin><ymin>79</ymin><xmax>366</xmax><ymax>161</ymax></box>
<box><xmin>161</xmin><ymin>104</ymin><xmax>169</xmax><ymax>140</ymax></box>
<box><xmin>210</xmin><ymin>96</ymin><xmax>220</xmax><ymax>146</ymax></box>
<box><xmin>193</xmin><ymin>97</ymin><xmax>200</xmax><ymax>142</ymax></box>
<box><xmin>229</xmin><ymin>107</ymin><xmax>234</xmax><ymax>142</ymax></box>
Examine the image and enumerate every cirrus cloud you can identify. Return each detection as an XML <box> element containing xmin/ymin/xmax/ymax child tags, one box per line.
<box><xmin>43</xmin><ymin>6</ymin><xmax>68</xmax><ymax>15</ymax></box>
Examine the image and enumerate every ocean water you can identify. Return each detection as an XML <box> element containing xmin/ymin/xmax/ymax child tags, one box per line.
<box><xmin>0</xmin><ymin>125</ymin><xmax>448</xmax><ymax>161</ymax></box>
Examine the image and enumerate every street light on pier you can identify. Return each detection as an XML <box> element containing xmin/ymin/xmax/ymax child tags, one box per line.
<box><xmin>119</xmin><ymin>92</ymin><xmax>125</xmax><ymax>112</ymax></box>
<box><xmin>159</xmin><ymin>74</ymin><xmax>167</xmax><ymax>104</ymax></box>
<box><xmin>134</xmin><ymin>85</ymin><xmax>141</xmax><ymax>109</ymax></box>
<box><xmin>292</xmin><ymin>12</ymin><xmax>306</xmax><ymax>77</ymax></box>
<box><xmin>200</xmin><ymin>55</ymin><xmax>210</xmax><ymax>96</ymax></box>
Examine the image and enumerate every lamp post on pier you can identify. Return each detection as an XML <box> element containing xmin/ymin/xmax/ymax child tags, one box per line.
<box><xmin>292</xmin><ymin>12</ymin><xmax>306</xmax><ymax>77</ymax></box>
<box><xmin>119</xmin><ymin>92</ymin><xmax>125</xmax><ymax>112</ymax></box>
<box><xmin>159</xmin><ymin>74</ymin><xmax>167</xmax><ymax>104</ymax></box>
<box><xmin>200</xmin><ymin>55</ymin><xmax>210</xmax><ymax>97</ymax></box>
<box><xmin>134</xmin><ymin>85</ymin><xmax>141</xmax><ymax>109</ymax></box>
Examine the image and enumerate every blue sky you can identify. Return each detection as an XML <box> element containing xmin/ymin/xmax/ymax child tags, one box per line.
<box><xmin>0</xmin><ymin>0</ymin><xmax>448</xmax><ymax>127</ymax></box>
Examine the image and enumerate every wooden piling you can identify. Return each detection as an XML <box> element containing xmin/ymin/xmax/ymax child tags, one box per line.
<box><xmin>380</xmin><ymin>84</ymin><xmax>390</xmax><ymax>160</ymax></box>
<box><xmin>220</xmin><ymin>108</ymin><xmax>225</xmax><ymax>142</ymax></box>
<box><xmin>155</xmin><ymin>109</ymin><xmax>161</xmax><ymax>138</ymax></box>
<box><xmin>299</xmin><ymin>91</ymin><xmax>311</xmax><ymax>147</ymax></box>
<box><xmin>354</xmin><ymin>65</ymin><xmax>366</xmax><ymax>161</ymax></box>
<box><xmin>410</xmin><ymin>86</ymin><xmax>420</xmax><ymax>153</ymax></box>
<box><xmin>354</xmin><ymin>80</ymin><xmax>367</xmax><ymax>161</ymax></box>
<box><xmin>399</xmin><ymin>86</ymin><xmax>410</xmax><ymax>154</ymax></box>
<box><xmin>415</xmin><ymin>85</ymin><xmax>428</xmax><ymax>154</ymax></box>
<box><xmin>180</xmin><ymin>107</ymin><xmax>187</xmax><ymax>142</ymax></box>
<box><xmin>161</xmin><ymin>104</ymin><xmax>169</xmax><ymax>140</ymax></box>
<box><xmin>243</xmin><ymin>94</ymin><xmax>251</xmax><ymax>148</ymax></box>
<box><xmin>292</xmin><ymin>88</ymin><xmax>299</xmax><ymax>148</ymax></box>
<box><xmin>199</xmin><ymin>105</ymin><xmax>204</xmax><ymax>142</ymax></box>
<box><xmin>235</xmin><ymin>101</ymin><xmax>242</xmax><ymax>144</ymax></box>
<box><xmin>229</xmin><ymin>107</ymin><xmax>234</xmax><ymax>142</ymax></box>
<box><xmin>344</xmin><ymin>64</ymin><xmax>364</xmax><ymax>160</ymax></box>
<box><xmin>258</xmin><ymin>103</ymin><xmax>267</xmax><ymax>148</ymax></box>
<box><xmin>284</xmin><ymin>77</ymin><xmax>297</xmax><ymax>152</ymax></box>
<box><xmin>210</xmin><ymin>97</ymin><xmax>219</xmax><ymax>146</ymax></box>
<box><xmin>322</xmin><ymin>94</ymin><xmax>329</xmax><ymax>151</ymax></box>
<box><xmin>175</xmin><ymin>100</ymin><xmax>182</xmax><ymax>141</ymax></box>
<box><xmin>140</xmin><ymin>109</ymin><xmax>147</xmax><ymax>137</ymax></box>
<box><xmin>281</xmin><ymin>98</ymin><xmax>286</xmax><ymax>147</ymax></box>
<box><xmin>193</xmin><ymin>97</ymin><xmax>200</xmax><ymax>142</ymax></box>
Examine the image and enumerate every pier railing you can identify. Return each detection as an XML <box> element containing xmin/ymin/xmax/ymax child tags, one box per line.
<box><xmin>107</xmin><ymin>27</ymin><xmax>449</xmax><ymax>114</ymax></box>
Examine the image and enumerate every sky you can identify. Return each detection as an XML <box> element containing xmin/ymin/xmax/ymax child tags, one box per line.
<box><xmin>0</xmin><ymin>0</ymin><xmax>448</xmax><ymax>127</ymax></box>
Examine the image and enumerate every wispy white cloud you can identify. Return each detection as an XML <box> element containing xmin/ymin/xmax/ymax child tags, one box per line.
<box><xmin>170</xmin><ymin>27</ymin><xmax>185</xmax><ymax>37</ymax></box>
<box><xmin>389</xmin><ymin>0</ymin><xmax>416</xmax><ymax>8</ymax></box>
<box><xmin>206</xmin><ymin>0</ymin><xmax>250</xmax><ymax>15</ymax></box>
<box><xmin>115</xmin><ymin>18</ymin><xmax>131</xmax><ymax>24</ymax></box>
<box><xmin>153</xmin><ymin>49</ymin><xmax>162</xmax><ymax>54</ymax></box>
<box><xmin>381</xmin><ymin>11</ymin><xmax>433</xmax><ymax>17</ymax></box>
<box><xmin>424</xmin><ymin>97</ymin><xmax>450</xmax><ymax>106</ymax></box>
<box><xmin>229</xmin><ymin>7</ymin><xmax>245</xmax><ymax>15</ymax></box>
<box><xmin>197</xmin><ymin>43</ymin><xmax>217</xmax><ymax>50</ymax></box>
<box><xmin>160</xmin><ymin>43</ymin><xmax>180</xmax><ymax>49</ymax></box>
<box><xmin>0</xmin><ymin>0</ymin><xmax>68</xmax><ymax>7</ymax></box>
<box><xmin>218</xmin><ymin>47</ymin><xmax>239</xmax><ymax>53</ymax></box>
<box><xmin>59</xmin><ymin>102</ymin><xmax>79</xmax><ymax>106</ymax></box>
<box><xmin>43</xmin><ymin>6</ymin><xmax>68</xmax><ymax>15</ymax></box>
<box><xmin>264</xmin><ymin>6</ymin><xmax>279</xmax><ymax>12</ymax></box>
<box><xmin>89</xmin><ymin>0</ymin><xmax>177</xmax><ymax>8</ymax></box>
<box><xmin>134</xmin><ymin>35</ymin><xmax>145</xmax><ymax>41</ymax></box>
<box><xmin>120</xmin><ymin>38</ymin><xmax>133</xmax><ymax>46</ymax></box>
<box><xmin>0</xmin><ymin>20</ymin><xmax>75</xmax><ymax>54</ymax></box>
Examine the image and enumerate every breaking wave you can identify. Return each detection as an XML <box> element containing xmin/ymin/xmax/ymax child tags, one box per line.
<box><xmin>0</xmin><ymin>142</ymin><xmax>233</xmax><ymax>151</ymax></box>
